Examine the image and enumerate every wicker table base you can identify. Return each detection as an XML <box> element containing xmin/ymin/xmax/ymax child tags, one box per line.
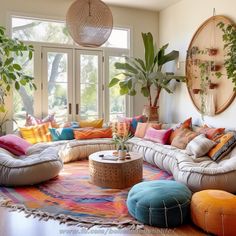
<box><xmin>89</xmin><ymin>150</ymin><xmax>143</xmax><ymax>189</ymax></box>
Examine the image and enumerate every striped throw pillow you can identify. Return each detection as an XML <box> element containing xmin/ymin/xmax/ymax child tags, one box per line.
<box><xmin>185</xmin><ymin>134</ymin><xmax>216</xmax><ymax>158</ymax></box>
<box><xmin>20</xmin><ymin>122</ymin><xmax>52</xmax><ymax>144</ymax></box>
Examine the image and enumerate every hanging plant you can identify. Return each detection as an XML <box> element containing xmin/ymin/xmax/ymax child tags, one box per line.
<box><xmin>217</xmin><ymin>22</ymin><xmax>236</xmax><ymax>89</ymax></box>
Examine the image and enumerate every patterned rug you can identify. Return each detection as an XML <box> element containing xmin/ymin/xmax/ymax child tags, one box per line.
<box><xmin>0</xmin><ymin>160</ymin><xmax>173</xmax><ymax>228</ymax></box>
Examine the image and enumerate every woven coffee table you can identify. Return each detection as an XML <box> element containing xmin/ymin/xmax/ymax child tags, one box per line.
<box><xmin>89</xmin><ymin>150</ymin><xmax>143</xmax><ymax>189</ymax></box>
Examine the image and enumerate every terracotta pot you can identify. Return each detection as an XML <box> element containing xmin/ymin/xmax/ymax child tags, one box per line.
<box><xmin>142</xmin><ymin>105</ymin><xmax>159</xmax><ymax>121</ymax></box>
<box><xmin>208</xmin><ymin>48</ymin><xmax>218</xmax><ymax>56</ymax></box>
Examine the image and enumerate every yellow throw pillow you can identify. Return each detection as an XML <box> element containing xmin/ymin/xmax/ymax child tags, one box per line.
<box><xmin>79</xmin><ymin>119</ymin><xmax>103</xmax><ymax>128</ymax></box>
<box><xmin>20</xmin><ymin>122</ymin><xmax>52</xmax><ymax>144</ymax></box>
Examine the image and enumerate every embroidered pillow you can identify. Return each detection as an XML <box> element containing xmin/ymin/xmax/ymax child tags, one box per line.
<box><xmin>118</xmin><ymin>115</ymin><xmax>147</xmax><ymax>134</ymax></box>
<box><xmin>25</xmin><ymin>113</ymin><xmax>57</xmax><ymax>127</ymax></box>
<box><xmin>135</xmin><ymin>122</ymin><xmax>162</xmax><ymax>138</ymax></box>
<box><xmin>171</xmin><ymin>128</ymin><xmax>198</xmax><ymax>150</ymax></box>
<box><xmin>0</xmin><ymin>134</ymin><xmax>32</xmax><ymax>156</ymax></box>
<box><xmin>110</xmin><ymin>122</ymin><xmax>130</xmax><ymax>137</ymax></box>
<box><xmin>195</xmin><ymin>125</ymin><xmax>225</xmax><ymax>140</ymax></box>
<box><xmin>20</xmin><ymin>123</ymin><xmax>52</xmax><ymax>144</ymax></box>
<box><xmin>78</xmin><ymin>119</ymin><xmax>103</xmax><ymax>128</ymax></box>
<box><xmin>208</xmin><ymin>132</ymin><xmax>236</xmax><ymax>161</ymax></box>
<box><xmin>168</xmin><ymin>117</ymin><xmax>192</xmax><ymax>144</ymax></box>
<box><xmin>185</xmin><ymin>134</ymin><xmax>216</xmax><ymax>158</ymax></box>
<box><xmin>49</xmin><ymin>127</ymin><xmax>74</xmax><ymax>141</ymax></box>
<box><xmin>144</xmin><ymin>127</ymin><xmax>172</xmax><ymax>144</ymax></box>
<box><xmin>74</xmin><ymin>128</ymin><xmax>112</xmax><ymax>140</ymax></box>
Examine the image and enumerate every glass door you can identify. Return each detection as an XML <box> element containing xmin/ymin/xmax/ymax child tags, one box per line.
<box><xmin>75</xmin><ymin>50</ymin><xmax>103</xmax><ymax>120</ymax></box>
<box><xmin>42</xmin><ymin>47</ymin><xmax>73</xmax><ymax>122</ymax></box>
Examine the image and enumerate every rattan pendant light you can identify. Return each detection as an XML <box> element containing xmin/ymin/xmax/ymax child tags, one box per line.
<box><xmin>66</xmin><ymin>0</ymin><xmax>113</xmax><ymax>47</ymax></box>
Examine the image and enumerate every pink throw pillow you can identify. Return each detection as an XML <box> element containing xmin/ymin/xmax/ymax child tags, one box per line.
<box><xmin>144</xmin><ymin>127</ymin><xmax>173</xmax><ymax>144</ymax></box>
<box><xmin>0</xmin><ymin>134</ymin><xmax>32</xmax><ymax>156</ymax></box>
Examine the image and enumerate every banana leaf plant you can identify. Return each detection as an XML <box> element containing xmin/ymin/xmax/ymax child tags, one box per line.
<box><xmin>109</xmin><ymin>32</ymin><xmax>185</xmax><ymax>107</ymax></box>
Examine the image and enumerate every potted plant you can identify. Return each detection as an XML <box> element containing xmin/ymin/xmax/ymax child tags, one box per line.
<box><xmin>112</xmin><ymin>133</ymin><xmax>131</xmax><ymax>160</ymax></box>
<box><xmin>109</xmin><ymin>32</ymin><xmax>185</xmax><ymax>121</ymax></box>
<box><xmin>217</xmin><ymin>22</ymin><xmax>236</xmax><ymax>89</ymax></box>
<box><xmin>0</xmin><ymin>26</ymin><xmax>36</xmax><ymax>134</ymax></box>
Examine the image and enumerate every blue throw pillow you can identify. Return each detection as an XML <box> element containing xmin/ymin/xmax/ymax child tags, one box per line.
<box><xmin>49</xmin><ymin>128</ymin><xmax>74</xmax><ymax>141</ymax></box>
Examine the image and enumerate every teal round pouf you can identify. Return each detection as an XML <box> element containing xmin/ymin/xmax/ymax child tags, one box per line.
<box><xmin>127</xmin><ymin>180</ymin><xmax>192</xmax><ymax>227</ymax></box>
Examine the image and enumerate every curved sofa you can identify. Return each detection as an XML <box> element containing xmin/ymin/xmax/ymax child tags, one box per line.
<box><xmin>128</xmin><ymin>137</ymin><xmax>236</xmax><ymax>193</ymax></box>
<box><xmin>0</xmin><ymin>146</ymin><xmax>63</xmax><ymax>186</ymax></box>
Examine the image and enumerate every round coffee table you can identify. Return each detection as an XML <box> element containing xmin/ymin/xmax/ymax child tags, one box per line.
<box><xmin>89</xmin><ymin>150</ymin><xmax>143</xmax><ymax>189</ymax></box>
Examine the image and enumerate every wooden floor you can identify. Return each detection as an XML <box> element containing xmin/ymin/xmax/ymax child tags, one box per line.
<box><xmin>0</xmin><ymin>206</ymin><xmax>207</xmax><ymax>236</ymax></box>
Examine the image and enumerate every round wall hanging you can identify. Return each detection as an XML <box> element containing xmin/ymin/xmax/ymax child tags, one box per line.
<box><xmin>66</xmin><ymin>0</ymin><xmax>113</xmax><ymax>47</ymax></box>
<box><xmin>186</xmin><ymin>15</ymin><xmax>236</xmax><ymax>115</ymax></box>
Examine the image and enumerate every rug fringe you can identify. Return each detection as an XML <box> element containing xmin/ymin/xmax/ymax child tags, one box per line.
<box><xmin>0</xmin><ymin>197</ymin><xmax>143</xmax><ymax>229</ymax></box>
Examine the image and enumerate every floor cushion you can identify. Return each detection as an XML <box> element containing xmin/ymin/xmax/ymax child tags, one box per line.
<box><xmin>191</xmin><ymin>190</ymin><xmax>236</xmax><ymax>236</ymax></box>
<box><xmin>127</xmin><ymin>180</ymin><xmax>192</xmax><ymax>227</ymax></box>
<box><xmin>0</xmin><ymin>146</ymin><xmax>63</xmax><ymax>186</ymax></box>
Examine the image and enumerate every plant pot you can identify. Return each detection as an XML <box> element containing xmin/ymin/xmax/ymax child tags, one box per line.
<box><xmin>208</xmin><ymin>48</ymin><xmax>218</xmax><ymax>56</ymax></box>
<box><xmin>142</xmin><ymin>105</ymin><xmax>159</xmax><ymax>121</ymax></box>
<box><xmin>118</xmin><ymin>150</ymin><xmax>127</xmax><ymax>160</ymax></box>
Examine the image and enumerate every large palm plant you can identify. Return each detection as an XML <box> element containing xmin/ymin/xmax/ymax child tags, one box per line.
<box><xmin>109</xmin><ymin>32</ymin><xmax>185</xmax><ymax>108</ymax></box>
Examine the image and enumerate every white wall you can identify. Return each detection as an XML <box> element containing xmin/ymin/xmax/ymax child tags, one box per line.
<box><xmin>0</xmin><ymin>0</ymin><xmax>159</xmax><ymax>116</ymax></box>
<box><xmin>159</xmin><ymin>0</ymin><xmax>236</xmax><ymax>128</ymax></box>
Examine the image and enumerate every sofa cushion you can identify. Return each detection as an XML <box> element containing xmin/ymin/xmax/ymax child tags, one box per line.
<box><xmin>0</xmin><ymin>134</ymin><xmax>32</xmax><ymax>156</ymax></box>
<box><xmin>20</xmin><ymin>122</ymin><xmax>52</xmax><ymax>144</ymax></box>
<box><xmin>169</xmin><ymin>117</ymin><xmax>192</xmax><ymax>144</ymax></box>
<box><xmin>195</xmin><ymin>125</ymin><xmax>225</xmax><ymax>140</ymax></box>
<box><xmin>144</xmin><ymin>127</ymin><xmax>172</xmax><ymax>144</ymax></box>
<box><xmin>49</xmin><ymin>127</ymin><xmax>74</xmax><ymax>141</ymax></box>
<box><xmin>208</xmin><ymin>132</ymin><xmax>236</xmax><ymax>161</ymax></box>
<box><xmin>171</xmin><ymin>128</ymin><xmax>198</xmax><ymax>149</ymax></box>
<box><xmin>111</xmin><ymin>122</ymin><xmax>130</xmax><ymax>136</ymax></box>
<box><xmin>25</xmin><ymin>113</ymin><xmax>57</xmax><ymax>127</ymax></box>
<box><xmin>185</xmin><ymin>134</ymin><xmax>216</xmax><ymax>158</ymax></box>
<box><xmin>134</xmin><ymin>122</ymin><xmax>162</xmax><ymax>138</ymax></box>
<box><xmin>78</xmin><ymin>119</ymin><xmax>103</xmax><ymax>128</ymax></box>
<box><xmin>73</xmin><ymin>128</ymin><xmax>112</xmax><ymax>140</ymax></box>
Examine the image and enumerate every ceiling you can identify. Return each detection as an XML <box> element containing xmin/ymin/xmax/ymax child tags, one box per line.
<box><xmin>103</xmin><ymin>0</ymin><xmax>181</xmax><ymax>11</ymax></box>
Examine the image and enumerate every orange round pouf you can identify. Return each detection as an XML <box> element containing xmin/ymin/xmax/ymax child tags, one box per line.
<box><xmin>191</xmin><ymin>190</ymin><xmax>236</xmax><ymax>236</ymax></box>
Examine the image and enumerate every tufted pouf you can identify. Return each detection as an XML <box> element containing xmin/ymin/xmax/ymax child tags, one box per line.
<box><xmin>191</xmin><ymin>190</ymin><xmax>236</xmax><ymax>236</ymax></box>
<box><xmin>127</xmin><ymin>180</ymin><xmax>192</xmax><ymax>227</ymax></box>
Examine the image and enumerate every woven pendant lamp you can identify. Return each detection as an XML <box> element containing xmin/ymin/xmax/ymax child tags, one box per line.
<box><xmin>66</xmin><ymin>0</ymin><xmax>113</xmax><ymax>47</ymax></box>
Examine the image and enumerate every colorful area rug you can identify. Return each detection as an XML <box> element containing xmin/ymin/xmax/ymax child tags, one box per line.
<box><xmin>0</xmin><ymin>160</ymin><xmax>173</xmax><ymax>228</ymax></box>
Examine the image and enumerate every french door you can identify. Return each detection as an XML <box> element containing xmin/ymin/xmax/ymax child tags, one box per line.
<box><xmin>42</xmin><ymin>47</ymin><xmax>103</xmax><ymax>122</ymax></box>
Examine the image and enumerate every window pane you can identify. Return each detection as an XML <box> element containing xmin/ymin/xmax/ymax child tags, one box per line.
<box><xmin>12</xmin><ymin>17</ymin><xmax>73</xmax><ymax>44</ymax></box>
<box><xmin>103</xmin><ymin>29</ymin><xmax>129</xmax><ymax>49</ymax></box>
<box><xmin>109</xmin><ymin>56</ymin><xmax>126</xmax><ymax>120</ymax></box>
<box><xmin>13</xmin><ymin>52</ymin><xmax>34</xmax><ymax>128</ymax></box>
<box><xmin>47</xmin><ymin>52</ymin><xmax>68</xmax><ymax>122</ymax></box>
<box><xmin>80</xmin><ymin>54</ymin><xmax>99</xmax><ymax>120</ymax></box>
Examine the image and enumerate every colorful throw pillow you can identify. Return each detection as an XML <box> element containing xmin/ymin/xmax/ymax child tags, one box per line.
<box><xmin>25</xmin><ymin>113</ymin><xmax>57</xmax><ymax>127</ymax></box>
<box><xmin>208</xmin><ymin>132</ymin><xmax>236</xmax><ymax>161</ymax></box>
<box><xmin>118</xmin><ymin>115</ymin><xmax>147</xmax><ymax>134</ymax></box>
<box><xmin>79</xmin><ymin>119</ymin><xmax>103</xmax><ymax>128</ymax></box>
<box><xmin>144</xmin><ymin>128</ymin><xmax>172</xmax><ymax>144</ymax></box>
<box><xmin>49</xmin><ymin>128</ymin><xmax>74</xmax><ymax>141</ymax></box>
<box><xmin>110</xmin><ymin>122</ymin><xmax>130</xmax><ymax>137</ymax></box>
<box><xmin>171</xmin><ymin>128</ymin><xmax>198</xmax><ymax>150</ymax></box>
<box><xmin>135</xmin><ymin>122</ymin><xmax>162</xmax><ymax>138</ymax></box>
<box><xmin>169</xmin><ymin>117</ymin><xmax>192</xmax><ymax>144</ymax></box>
<box><xmin>0</xmin><ymin>134</ymin><xmax>32</xmax><ymax>156</ymax></box>
<box><xmin>20</xmin><ymin>122</ymin><xmax>52</xmax><ymax>144</ymax></box>
<box><xmin>195</xmin><ymin>125</ymin><xmax>225</xmax><ymax>140</ymax></box>
<box><xmin>185</xmin><ymin>134</ymin><xmax>216</xmax><ymax>158</ymax></box>
<box><xmin>74</xmin><ymin>128</ymin><xmax>112</xmax><ymax>140</ymax></box>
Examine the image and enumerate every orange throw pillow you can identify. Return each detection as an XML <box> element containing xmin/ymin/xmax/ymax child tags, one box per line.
<box><xmin>169</xmin><ymin>117</ymin><xmax>192</xmax><ymax>144</ymax></box>
<box><xmin>134</xmin><ymin>122</ymin><xmax>162</xmax><ymax>138</ymax></box>
<box><xmin>74</xmin><ymin>128</ymin><xmax>112</xmax><ymax>140</ymax></box>
<box><xmin>171</xmin><ymin>128</ymin><xmax>198</xmax><ymax>149</ymax></box>
<box><xmin>195</xmin><ymin>125</ymin><xmax>225</xmax><ymax>140</ymax></box>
